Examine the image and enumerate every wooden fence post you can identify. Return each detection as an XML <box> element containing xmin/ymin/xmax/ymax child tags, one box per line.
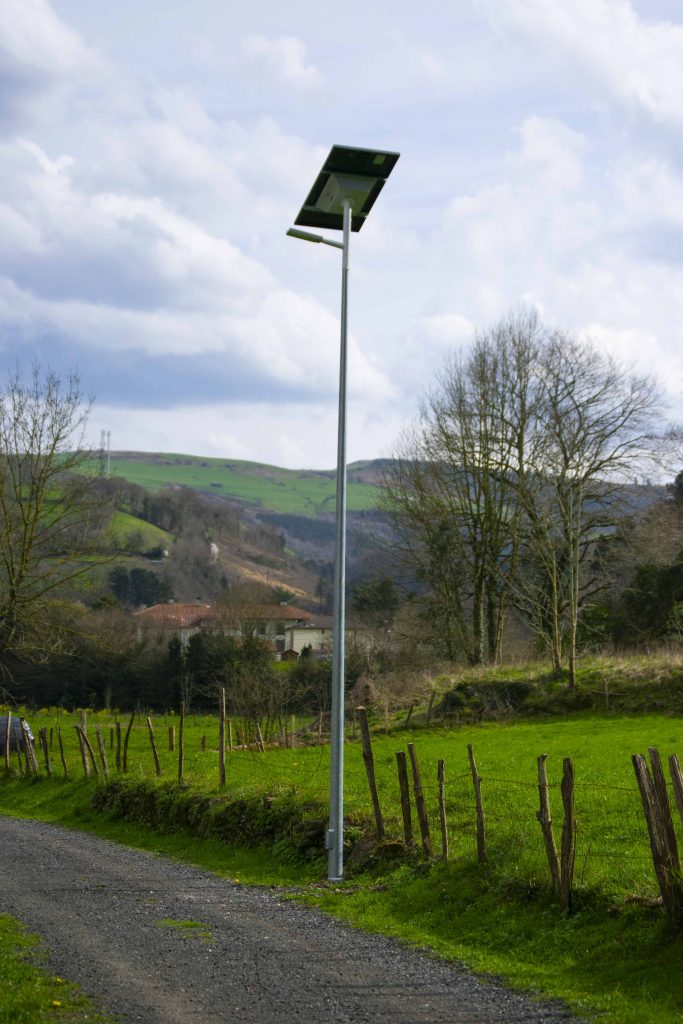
<box><xmin>115</xmin><ymin>722</ymin><xmax>122</xmax><ymax>771</ymax></box>
<box><xmin>20</xmin><ymin>718</ymin><xmax>39</xmax><ymax>774</ymax></box>
<box><xmin>39</xmin><ymin>728</ymin><xmax>52</xmax><ymax>776</ymax></box>
<box><xmin>228</xmin><ymin>719</ymin><xmax>233</xmax><ymax>753</ymax></box>
<box><xmin>75</xmin><ymin>726</ymin><xmax>90</xmax><ymax>777</ymax></box>
<box><xmin>357</xmin><ymin>706</ymin><xmax>384</xmax><ymax>840</ymax></box>
<box><xmin>122</xmin><ymin>712</ymin><xmax>135</xmax><ymax>773</ymax></box>
<box><xmin>76</xmin><ymin>725</ymin><xmax>99</xmax><ymax>778</ymax></box>
<box><xmin>467</xmin><ymin>743</ymin><xmax>487</xmax><ymax>863</ymax></box>
<box><xmin>395</xmin><ymin>751</ymin><xmax>413</xmax><ymax>848</ymax></box>
<box><xmin>560</xmin><ymin>757</ymin><xmax>576</xmax><ymax>910</ymax></box>
<box><xmin>632</xmin><ymin>751</ymin><xmax>683</xmax><ymax>925</ymax></box>
<box><xmin>255</xmin><ymin>722</ymin><xmax>265</xmax><ymax>753</ymax></box>
<box><xmin>648</xmin><ymin>747</ymin><xmax>679</xmax><ymax>866</ymax></box>
<box><xmin>407</xmin><ymin>742</ymin><xmax>431</xmax><ymax>856</ymax></box>
<box><xmin>669</xmin><ymin>754</ymin><xmax>683</xmax><ymax>829</ymax></box>
<box><xmin>3</xmin><ymin>710</ymin><xmax>11</xmax><ymax>772</ymax></box>
<box><xmin>219</xmin><ymin>688</ymin><xmax>226</xmax><ymax>788</ymax></box>
<box><xmin>57</xmin><ymin>727</ymin><xmax>69</xmax><ymax>778</ymax></box>
<box><xmin>536</xmin><ymin>753</ymin><xmax>560</xmax><ymax>897</ymax></box>
<box><xmin>168</xmin><ymin>725</ymin><xmax>175</xmax><ymax>752</ymax></box>
<box><xmin>437</xmin><ymin>759</ymin><xmax>448</xmax><ymax>861</ymax></box>
<box><xmin>95</xmin><ymin>726</ymin><xmax>109</xmax><ymax>779</ymax></box>
<box><xmin>178</xmin><ymin>702</ymin><xmax>185</xmax><ymax>782</ymax></box>
<box><xmin>146</xmin><ymin>717</ymin><xmax>161</xmax><ymax>777</ymax></box>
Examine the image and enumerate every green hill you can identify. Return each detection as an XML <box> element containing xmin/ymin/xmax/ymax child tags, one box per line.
<box><xmin>100</xmin><ymin>452</ymin><xmax>383</xmax><ymax>518</ymax></box>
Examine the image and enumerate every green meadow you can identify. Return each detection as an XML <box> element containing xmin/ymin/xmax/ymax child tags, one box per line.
<box><xmin>2</xmin><ymin>708</ymin><xmax>683</xmax><ymax>1024</ymax></box>
<box><xmin>97</xmin><ymin>452</ymin><xmax>380</xmax><ymax>515</ymax></box>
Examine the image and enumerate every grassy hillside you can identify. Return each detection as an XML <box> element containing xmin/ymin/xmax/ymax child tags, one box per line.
<box><xmin>100</xmin><ymin>452</ymin><xmax>381</xmax><ymax>517</ymax></box>
<box><xmin>106</xmin><ymin>511</ymin><xmax>173</xmax><ymax>550</ymax></box>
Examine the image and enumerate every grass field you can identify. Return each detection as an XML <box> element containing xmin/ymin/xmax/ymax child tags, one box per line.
<box><xmin>0</xmin><ymin>915</ymin><xmax>112</xmax><ymax>1024</ymax></box>
<box><xmin>96</xmin><ymin>452</ymin><xmax>381</xmax><ymax>516</ymax></box>
<box><xmin>4</xmin><ymin>708</ymin><xmax>681</xmax><ymax>898</ymax></box>
<box><xmin>106</xmin><ymin>510</ymin><xmax>173</xmax><ymax>549</ymax></box>
<box><xmin>2</xmin><ymin>708</ymin><xmax>683</xmax><ymax>1024</ymax></box>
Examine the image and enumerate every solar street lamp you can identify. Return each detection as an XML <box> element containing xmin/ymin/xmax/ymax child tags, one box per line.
<box><xmin>287</xmin><ymin>144</ymin><xmax>399</xmax><ymax>882</ymax></box>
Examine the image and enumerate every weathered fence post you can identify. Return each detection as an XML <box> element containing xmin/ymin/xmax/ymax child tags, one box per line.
<box><xmin>168</xmin><ymin>725</ymin><xmax>175</xmax><ymax>752</ymax></box>
<box><xmin>632</xmin><ymin>750</ymin><xmax>683</xmax><ymax>925</ymax></box>
<box><xmin>146</xmin><ymin>717</ymin><xmax>161</xmax><ymax>777</ymax></box>
<box><xmin>3</xmin><ymin>710</ymin><xmax>11</xmax><ymax>772</ymax></box>
<box><xmin>219</xmin><ymin>688</ymin><xmax>226</xmax><ymax>788</ymax></box>
<box><xmin>648</xmin><ymin>747</ymin><xmax>679</xmax><ymax>863</ymax></box>
<box><xmin>75</xmin><ymin>726</ymin><xmax>90</xmax><ymax>777</ymax></box>
<box><xmin>20</xmin><ymin>718</ymin><xmax>39</xmax><ymax>774</ymax></box>
<box><xmin>115</xmin><ymin>722</ymin><xmax>122</xmax><ymax>771</ymax></box>
<box><xmin>560</xmin><ymin>757</ymin><xmax>576</xmax><ymax>910</ymax></box>
<box><xmin>76</xmin><ymin>725</ymin><xmax>99</xmax><ymax>778</ymax></box>
<box><xmin>536</xmin><ymin>753</ymin><xmax>560</xmax><ymax>898</ymax></box>
<box><xmin>178</xmin><ymin>702</ymin><xmax>185</xmax><ymax>782</ymax></box>
<box><xmin>395</xmin><ymin>751</ymin><xmax>413</xmax><ymax>848</ymax></box>
<box><xmin>122</xmin><ymin>712</ymin><xmax>135</xmax><ymax>773</ymax></box>
<box><xmin>57</xmin><ymin>727</ymin><xmax>69</xmax><ymax>778</ymax></box>
<box><xmin>228</xmin><ymin>719</ymin><xmax>233</xmax><ymax>753</ymax></box>
<box><xmin>437</xmin><ymin>759</ymin><xmax>448</xmax><ymax>862</ymax></box>
<box><xmin>357</xmin><ymin>706</ymin><xmax>384</xmax><ymax>840</ymax></box>
<box><xmin>95</xmin><ymin>726</ymin><xmax>109</xmax><ymax>779</ymax></box>
<box><xmin>669</xmin><ymin>754</ymin><xmax>683</xmax><ymax>829</ymax></box>
<box><xmin>255</xmin><ymin>721</ymin><xmax>265</xmax><ymax>753</ymax></box>
<box><xmin>467</xmin><ymin>743</ymin><xmax>487</xmax><ymax>863</ymax></box>
<box><xmin>407</xmin><ymin>742</ymin><xmax>432</xmax><ymax>856</ymax></box>
<box><xmin>39</xmin><ymin>728</ymin><xmax>52</xmax><ymax>776</ymax></box>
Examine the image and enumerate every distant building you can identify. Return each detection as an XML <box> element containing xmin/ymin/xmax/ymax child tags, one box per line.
<box><xmin>134</xmin><ymin>601</ymin><xmax>313</xmax><ymax>651</ymax></box>
<box><xmin>284</xmin><ymin>617</ymin><xmax>333</xmax><ymax>657</ymax></box>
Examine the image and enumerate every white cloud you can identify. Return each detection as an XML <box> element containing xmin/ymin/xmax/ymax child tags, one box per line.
<box><xmin>480</xmin><ymin>0</ymin><xmax>683</xmax><ymax>125</ymax></box>
<box><xmin>515</xmin><ymin>117</ymin><xmax>586</xmax><ymax>191</ymax></box>
<box><xmin>241</xmin><ymin>34</ymin><xmax>322</xmax><ymax>87</ymax></box>
<box><xmin>0</xmin><ymin>0</ymin><xmax>95</xmax><ymax>74</ymax></box>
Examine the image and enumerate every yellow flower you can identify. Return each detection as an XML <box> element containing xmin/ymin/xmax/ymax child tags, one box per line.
<box><xmin>52</xmin><ymin>999</ymin><xmax>62</xmax><ymax>1007</ymax></box>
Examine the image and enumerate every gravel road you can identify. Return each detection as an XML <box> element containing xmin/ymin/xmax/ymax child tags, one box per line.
<box><xmin>1</xmin><ymin>816</ymin><xmax>581</xmax><ymax>1023</ymax></box>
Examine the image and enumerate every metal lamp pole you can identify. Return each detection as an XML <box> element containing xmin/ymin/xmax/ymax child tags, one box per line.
<box><xmin>287</xmin><ymin>144</ymin><xmax>399</xmax><ymax>882</ymax></box>
<box><xmin>327</xmin><ymin>197</ymin><xmax>351</xmax><ymax>882</ymax></box>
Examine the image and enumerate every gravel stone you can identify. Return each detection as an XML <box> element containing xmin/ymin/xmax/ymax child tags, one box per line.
<box><xmin>0</xmin><ymin>816</ymin><xmax>582</xmax><ymax>1023</ymax></box>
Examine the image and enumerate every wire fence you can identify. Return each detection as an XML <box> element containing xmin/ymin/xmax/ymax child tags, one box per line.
<box><xmin>4</xmin><ymin>705</ymin><xmax>683</xmax><ymax>906</ymax></box>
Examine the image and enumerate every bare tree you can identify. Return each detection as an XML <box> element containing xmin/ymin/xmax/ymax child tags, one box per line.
<box><xmin>381</xmin><ymin>312</ymin><xmax>668</xmax><ymax>677</ymax></box>
<box><xmin>0</xmin><ymin>365</ymin><xmax>108</xmax><ymax>670</ymax></box>
<box><xmin>382</xmin><ymin>312</ymin><xmax>541</xmax><ymax>663</ymax></box>
<box><xmin>515</xmin><ymin>333</ymin><xmax>664</xmax><ymax>684</ymax></box>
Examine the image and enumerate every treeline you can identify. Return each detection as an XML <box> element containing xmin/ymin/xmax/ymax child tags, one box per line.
<box><xmin>13</xmin><ymin>614</ymin><xmax>338</xmax><ymax>714</ymax></box>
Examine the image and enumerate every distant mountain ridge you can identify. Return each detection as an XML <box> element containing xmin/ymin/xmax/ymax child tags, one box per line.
<box><xmin>102</xmin><ymin>451</ymin><xmax>388</xmax><ymax>518</ymax></box>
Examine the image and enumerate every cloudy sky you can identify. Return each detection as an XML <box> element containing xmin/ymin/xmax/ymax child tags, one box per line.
<box><xmin>1</xmin><ymin>0</ymin><xmax>682</xmax><ymax>468</ymax></box>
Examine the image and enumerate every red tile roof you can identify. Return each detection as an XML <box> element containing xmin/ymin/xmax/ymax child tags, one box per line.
<box><xmin>134</xmin><ymin>603</ymin><xmax>313</xmax><ymax>630</ymax></box>
<box><xmin>134</xmin><ymin>603</ymin><xmax>212</xmax><ymax>629</ymax></box>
